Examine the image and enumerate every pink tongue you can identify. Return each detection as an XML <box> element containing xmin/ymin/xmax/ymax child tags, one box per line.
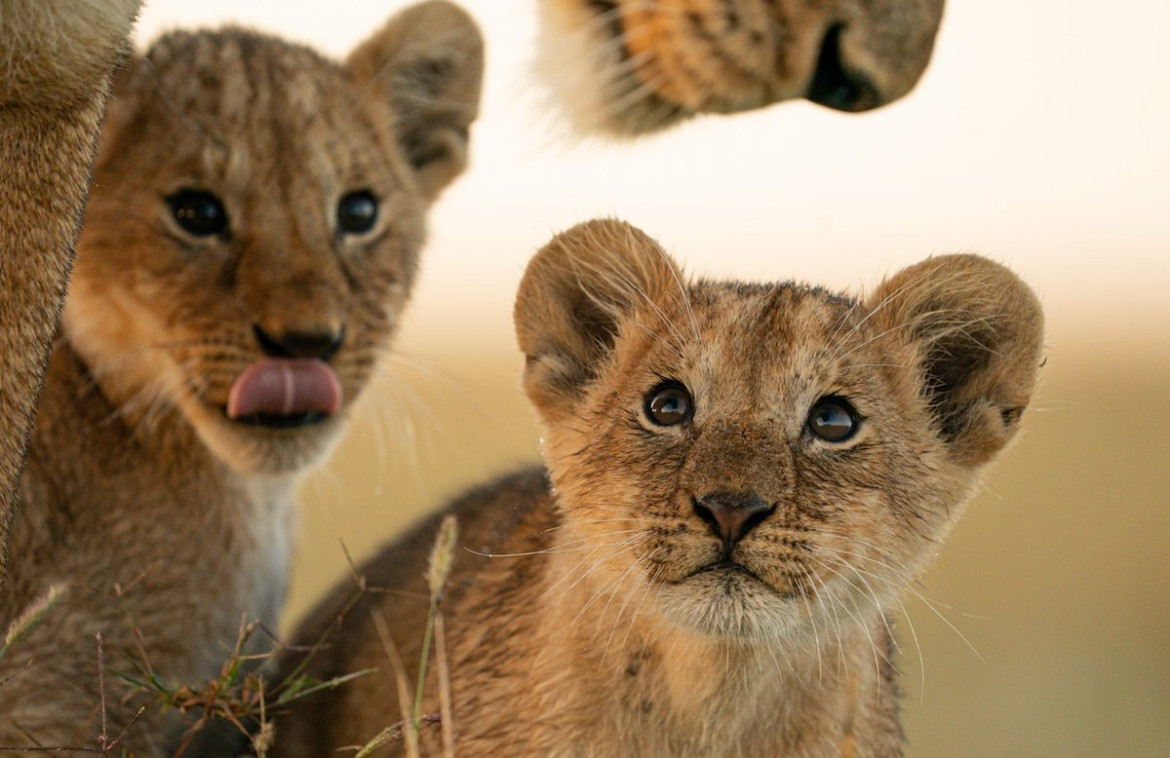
<box><xmin>227</xmin><ymin>359</ymin><xmax>342</xmax><ymax>419</ymax></box>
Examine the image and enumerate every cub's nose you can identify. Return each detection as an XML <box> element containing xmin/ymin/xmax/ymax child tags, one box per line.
<box><xmin>253</xmin><ymin>324</ymin><xmax>345</xmax><ymax>362</ymax></box>
<box><xmin>692</xmin><ymin>491</ymin><xmax>775</xmax><ymax>546</ymax></box>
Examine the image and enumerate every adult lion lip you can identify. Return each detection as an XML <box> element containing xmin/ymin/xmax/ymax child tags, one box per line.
<box><xmin>226</xmin><ymin>359</ymin><xmax>342</xmax><ymax>425</ymax></box>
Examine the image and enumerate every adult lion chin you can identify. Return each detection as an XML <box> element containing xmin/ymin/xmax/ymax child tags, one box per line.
<box><xmin>540</xmin><ymin>0</ymin><xmax>945</xmax><ymax>135</ymax></box>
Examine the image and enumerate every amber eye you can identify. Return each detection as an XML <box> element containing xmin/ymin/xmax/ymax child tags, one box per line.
<box><xmin>644</xmin><ymin>382</ymin><xmax>693</xmax><ymax>427</ymax></box>
<box><xmin>808</xmin><ymin>397</ymin><xmax>859</xmax><ymax>442</ymax></box>
<box><xmin>338</xmin><ymin>190</ymin><xmax>379</xmax><ymax>234</ymax></box>
<box><xmin>167</xmin><ymin>189</ymin><xmax>228</xmax><ymax>238</ymax></box>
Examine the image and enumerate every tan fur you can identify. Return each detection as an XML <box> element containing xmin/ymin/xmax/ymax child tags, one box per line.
<box><xmin>0</xmin><ymin>0</ymin><xmax>141</xmax><ymax>580</ymax></box>
<box><xmin>275</xmin><ymin>219</ymin><xmax>1044</xmax><ymax>756</ymax></box>
<box><xmin>539</xmin><ymin>0</ymin><xmax>945</xmax><ymax>135</ymax></box>
<box><xmin>0</xmin><ymin>3</ymin><xmax>483</xmax><ymax>753</ymax></box>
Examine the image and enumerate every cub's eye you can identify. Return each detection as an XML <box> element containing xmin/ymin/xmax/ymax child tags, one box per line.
<box><xmin>644</xmin><ymin>382</ymin><xmax>693</xmax><ymax>427</ymax></box>
<box><xmin>338</xmin><ymin>190</ymin><xmax>379</xmax><ymax>235</ymax></box>
<box><xmin>167</xmin><ymin>189</ymin><xmax>229</xmax><ymax>238</ymax></box>
<box><xmin>807</xmin><ymin>397</ymin><xmax>859</xmax><ymax>443</ymax></box>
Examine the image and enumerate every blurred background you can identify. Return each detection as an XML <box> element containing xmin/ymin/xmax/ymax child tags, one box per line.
<box><xmin>134</xmin><ymin>1</ymin><xmax>1170</xmax><ymax>755</ymax></box>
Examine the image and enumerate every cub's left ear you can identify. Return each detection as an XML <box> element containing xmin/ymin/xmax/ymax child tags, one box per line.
<box><xmin>346</xmin><ymin>0</ymin><xmax>484</xmax><ymax>201</ymax></box>
<box><xmin>867</xmin><ymin>254</ymin><xmax>1045</xmax><ymax>467</ymax></box>
<box><xmin>514</xmin><ymin>219</ymin><xmax>685</xmax><ymax>427</ymax></box>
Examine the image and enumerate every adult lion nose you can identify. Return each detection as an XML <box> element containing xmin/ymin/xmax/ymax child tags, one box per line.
<box><xmin>692</xmin><ymin>491</ymin><xmax>776</xmax><ymax>546</ymax></box>
<box><xmin>806</xmin><ymin>24</ymin><xmax>880</xmax><ymax>112</ymax></box>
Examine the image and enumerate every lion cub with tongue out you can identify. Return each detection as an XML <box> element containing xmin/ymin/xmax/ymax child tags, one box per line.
<box><xmin>0</xmin><ymin>2</ymin><xmax>482</xmax><ymax>753</ymax></box>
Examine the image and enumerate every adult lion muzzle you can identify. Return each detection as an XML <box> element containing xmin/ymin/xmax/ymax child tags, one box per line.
<box><xmin>540</xmin><ymin>0</ymin><xmax>945</xmax><ymax>134</ymax></box>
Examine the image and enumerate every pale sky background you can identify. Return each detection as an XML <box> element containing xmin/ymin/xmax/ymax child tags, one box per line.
<box><xmin>133</xmin><ymin>0</ymin><xmax>1170</xmax><ymax>360</ymax></box>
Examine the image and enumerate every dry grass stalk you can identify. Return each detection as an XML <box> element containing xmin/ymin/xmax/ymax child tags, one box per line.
<box><xmin>370</xmin><ymin>610</ymin><xmax>418</xmax><ymax>757</ymax></box>
<box><xmin>350</xmin><ymin>714</ymin><xmax>441</xmax><ymax>758</ymax></box>
<box><xmin>356</xmin><ymin>515</ymin><xmax>459</xmax><ymax>758</ymax></box>
<box><xmin>413</xmin><ymin>515</ymin><xmax>457</xmax><ymax>743</ymax></box>
<box><xmin>433</xmin><ymin>613</ymin><xmax>454</xmax><ymax>758</ymax></box>
<box><xmin>0</xmin><ymin>584</ymin><xmax>66</xmax><ymax>659</ymax></box>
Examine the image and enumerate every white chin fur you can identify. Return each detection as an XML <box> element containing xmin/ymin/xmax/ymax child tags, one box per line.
<box><xmin>185</xmin><ymin>402</ymin><xmax>345</xmax><ymax>476</ymax></box>
<box><xmin>655</xmin><ymin>575</ymin><xmax>807</xmax><ymax>640</ymax></box>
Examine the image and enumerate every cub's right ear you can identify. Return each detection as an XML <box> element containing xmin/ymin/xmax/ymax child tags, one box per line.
<box><xmin>346</xmin><ymin>1</ymin><xmax>484</xmax><ymax>201</ymax></box>
<box><xmin>515</xmin><ymin>219</ymin><xmax>685</xmax><ymax>425</ymax></box>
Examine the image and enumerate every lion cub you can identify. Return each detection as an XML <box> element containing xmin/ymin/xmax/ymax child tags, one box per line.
<box><xmin>0</xmin><ymin>2</ymin><xmax>481</xmax><ymax>753</ymax></box>
<box><xmin>276</xmin><ymin>219</ymin><xmax>1043</xmax><ymax>757</ymax></box>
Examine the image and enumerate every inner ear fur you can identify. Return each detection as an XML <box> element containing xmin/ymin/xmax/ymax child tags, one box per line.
<box><xmin>346</xmin><ymin>0</ymin><xmax>484</xmax><ymax>201</ymax></box>
<box><xmin>867</xmin><ymin>254</ymin><xmax>1045</xmax><ymax>467</ymax></box>
<box><xmin>515</xmin><ymin>219</ymin><xmax>686</xmax><ymax>424</ymax></box>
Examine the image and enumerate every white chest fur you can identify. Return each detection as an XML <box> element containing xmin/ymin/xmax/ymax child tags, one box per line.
<box><xmin>237</xmin><ymin>475</ymin><xmax>298</xmax><ymax>633</ymax></box>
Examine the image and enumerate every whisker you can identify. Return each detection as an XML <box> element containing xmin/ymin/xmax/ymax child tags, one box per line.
<box><xmin>465</xmin><ymin>528</ymin><xmax>642</xmax><ymax>559</ymax></box>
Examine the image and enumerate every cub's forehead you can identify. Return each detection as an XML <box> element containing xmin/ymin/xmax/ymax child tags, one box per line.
<box><xmin>665</xmin><ymin>279</ymin><xmax>870</xmax><ymax>392</ymax></box>
<box><xmin>138</xmin><ymin>29</ymin><xmax>352</xmax><ymax>123</ymax></box>
<box><xmin>123</xmin><ymin>29</ymin><xmax>399</xmax><ymax>189</ymax></box>
<box><xmin>688</xmin><ymin>280</ymin><xmax>859</xmax><ymax>345</ymax></box>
